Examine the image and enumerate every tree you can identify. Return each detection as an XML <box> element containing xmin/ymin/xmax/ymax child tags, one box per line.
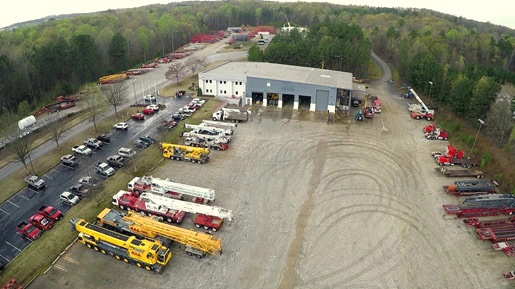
<box><xmin>109</xmin><ymin>32</ymin><xmax>128</xmax><ymax>72</ymax></box>
<box><xmin>102</xmin><ymin>81</ymin><xmax>129</xmax><ymax>116</ymax></box>
<box><xmin>82</xmin><ymin>83</ymin><xmax>102</xmax><ymax>132</ymax></box>
<box><xmin>485</xmin><ymin>96</ymin><xmax>514</xmax><ymax>146</ymax></box>
<box><xmin>7</xmin><ymin>131</ymin><xmax>34</xmax><ymax>174</ymax></box>
<box><xmin>48</xmin><ymin>115</ymin><xmax>66</xmax><ymax>149</ymax></box>
<box><xmin>165</xmin><ymin>63</ymin><xmax>186</xmax><ymax>83</ymax></box>
<box><xmin>248</xmin><ymin>44</ymin><xmax>264</xmax><ymax>61</ymax></box>
<box><xmin>467</xmin><ymin>76</ymin><xmax>501</xmax><ymax>121</ymax></box>
<box><xmin>184</xmin><ymin>56</ymin><xmax>208</xmax><ymax>75</ymax></box>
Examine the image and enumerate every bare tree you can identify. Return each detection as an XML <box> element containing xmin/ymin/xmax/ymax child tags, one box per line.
<box><xmin>48</xmin><ymin>115</ymin><xmax>66</xmax><ymax>148</ymax></box>
<box><xmin>485</xmin><ymin>96</ymin><xmax>514</xmax><ymax>146</ymax></box>
<box><xmin>7</xmin><ymin>131</ymin><xmax>34</xmax><ymax>174</ymax></box>
<box><xmin>102</xmin><ymin>81</ymin><xmax>129</xmax><ymax>116</ymax></box>
<box><xmin>82</xmin><ymin>83</ymin><xmax>102</xmax><ymax>133</ymax></box>
<box><xmin>165</xmin><ymin>62</ymin><xmax>186</xmax><ymax>83</ymax></box>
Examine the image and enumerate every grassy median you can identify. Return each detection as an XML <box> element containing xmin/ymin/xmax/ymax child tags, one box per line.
<box><xmin>0</xmin><ymin>97</ymin><xmax>221</xmax><ymax>286</ymax></box>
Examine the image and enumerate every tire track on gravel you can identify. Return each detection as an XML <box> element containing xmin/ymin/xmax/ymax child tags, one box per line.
<box><xmin>278</xmin><ymin>139</ymin><xmax>328</xmax><ymax>289</ymax></box>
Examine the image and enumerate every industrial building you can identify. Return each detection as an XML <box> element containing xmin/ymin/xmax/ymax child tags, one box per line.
<box><xmin>198</xmin><ymin>62</ymin><xmax>354</xmax><ymax>113</ymax></box>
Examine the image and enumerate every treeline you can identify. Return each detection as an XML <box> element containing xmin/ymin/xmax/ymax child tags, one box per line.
<box><xmin>248</xmin><ymin>23</ymin><xmax>371</xmax><ymax>77</ymax></box>
<box><xmin>0</xmin><ymin>0</ymin><xmax>513</xmax><ymax>127</ymax></box>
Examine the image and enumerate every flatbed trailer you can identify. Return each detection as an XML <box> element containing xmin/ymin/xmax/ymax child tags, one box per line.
<box><xmin>492</xmin><ymin>241</ymin><xmax>515</xmax><ymax>256</ymax></box>
<box><xmin>477</xmin><ymin>225</ymin><xmax>515</xmax><ymax>242</ymax></box>
<box><xmin>443</xmin><ymin>194</ymin><xmax>515</xmax><ymax>218</ymax></box>
<box><xmin>463</xmin><ymin>217</ymin><xmax>515</xmax><ymax>228</ymax></box>
<box><xmin>443</xmin><ymin>179</ymin><xmax>498</xmax><ymax>196</ymax></box>
<box><xmin>435</xmin><ymin>167</ymin><xmax>485</xmax><ymax>178</ymax></box>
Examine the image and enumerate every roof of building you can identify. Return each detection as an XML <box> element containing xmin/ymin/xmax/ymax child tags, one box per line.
<box><xmin>202</xmin><ymin>62</ymin><xmax>353</xmax><ymax>90</ymax></box>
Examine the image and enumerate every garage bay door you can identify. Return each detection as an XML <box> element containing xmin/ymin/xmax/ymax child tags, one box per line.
<box><xmin>315</xmin><ymin>90</ymin><xmax>329</xmax><ymax>111</ymax></box>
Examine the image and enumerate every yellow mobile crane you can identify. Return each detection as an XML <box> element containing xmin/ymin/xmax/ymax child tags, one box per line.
<box><xmin>161</xmin><ymin>143</ymin><xmax>210</xmax><ymax>164</ymax></box>
<box><xmin>97</xmin><ymin>208</ymin><xmax>222</xmax><ymax>258</ymax></box>
<box><xmin>70</xmin><ymin>218</ymin><xmax>171</xmax><ymax>273</ymax></box>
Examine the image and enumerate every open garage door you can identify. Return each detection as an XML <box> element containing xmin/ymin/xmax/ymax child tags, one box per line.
<box><xmin>315</xmin><ymin>90</ymin><xmax>329</xmax><ymax>111</ymax></box>
<box><xmin>282</xmin><ymin>94</ymin><xmax>294</xmax><ymax>109</ymax></box>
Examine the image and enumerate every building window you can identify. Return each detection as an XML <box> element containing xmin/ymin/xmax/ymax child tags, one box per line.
<box><xmin>219</xmin><ymin>81</ymin><xmax>222</xmax><ymax>84</ymax></box>
<box><xmin>224</xmin><ymin>81</ymin><xmax>226</xmax><ymax>84</ymax></box>
<box><xmin>220</xmin><ymin>90</ymin><xmax>223</xmax><ymax>93</ymax></box>
<box><xmin>240</xmin><ymin>82</ymin><xmax>243</xmax><ymax>85</ymax></box>
<box><xmin>235</xmin><ymin>91</ymin><xmax>238</xmax><ymax>95</ymax></box>
<box><xmin>224</xmin><ymin>90</ymin><xmax>226</xmax><ymax>94</ymax></box>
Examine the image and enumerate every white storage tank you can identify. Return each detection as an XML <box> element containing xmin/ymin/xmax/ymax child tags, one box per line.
<box><xmin>18</xmin><ymin>115</ymin><xmax>36</xmax><ymax>130</ymax></box>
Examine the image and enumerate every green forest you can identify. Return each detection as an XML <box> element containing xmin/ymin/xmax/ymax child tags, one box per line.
<box><xmin>0</xmin><ymin>0</ymin><xmax>514</xmax><ymax>132</ymax></box>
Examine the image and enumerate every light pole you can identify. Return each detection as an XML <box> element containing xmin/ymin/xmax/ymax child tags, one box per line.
<box><xmin>132</xmin><ymin>80</ymin><xmax>137</xmax><ymax>105</ymax></box>
<box><xmin>428</xmin><ymin>81</ymin><xmax>433</xmax><ymax>102</ymax></box>
<box><xmin>469</xmin><ymin>119</ymin><xmax>484</xmax><ymax>156</ymax></box>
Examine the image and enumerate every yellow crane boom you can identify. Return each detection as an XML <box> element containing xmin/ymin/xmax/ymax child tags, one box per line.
<box><xmin>124</xmin><ymin>211</ymin><xmax>222</xmax><ymax>255</ymax></box>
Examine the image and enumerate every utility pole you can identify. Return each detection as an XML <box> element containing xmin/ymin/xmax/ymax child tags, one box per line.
<box><xmin>428</xmin><ymin>81</ymin><xmax>433</xmax><ymax>101</ymax></box>
<box><xmin>469</xmin><ymin>119</ymin><xmax>484</xmax><ymax>156</ymax></box>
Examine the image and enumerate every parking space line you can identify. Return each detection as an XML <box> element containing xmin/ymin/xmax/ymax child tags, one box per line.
<box><xmin>5</xmin><ymin>241</ymin><xmax>21</xmax><ymax>252</ymax></box>
<box><xmin>0</xmin><ymin>207</ymin><xmax>10</xmax><ymax>215</ymax></box>
<box><xmin>54</xmin><ymin>264</ymin><xmax>68</xmax><ymax>272</ymax></box>
<box><xmin>64</xmin><ymin>256</ymin><xmax>79</xmax><ymax>265</ymax></box>
<box><xmin>27</xmin><ymin>188</ymin><xmax>39</xmax><ymax>194</ymax></box>
<box><xmin>43</xmin><ymin>175</ymin><xmax>54</xmax><ymax>180</ymax></box>
<box><xmin>51</xmin><ymin>168</ymin><xmax>61</xmax><ymax>173</ymax></box>
<box><xmin>7</xmin><ymin>200</ymin><xmax>20</xmax><ymax>208</ymax></box>
<box><xmin>0</xmin><ymin>253</ymin><xmax>9</xmax><ymax>262</ymax></box>
<box><xmin>17</xmin><ymin>193</ymin><xmax>29</xmax><ymax>200</ymax></box>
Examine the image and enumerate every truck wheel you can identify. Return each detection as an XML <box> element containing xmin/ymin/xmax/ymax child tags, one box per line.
<box><xmin>186</xmin><ymin>251</ymin><xmax>193</xmax><ymax>256</ymax></box>
<box><xmin>195</xmin><ymin>223</ymin><xmax>201</xmax><ymax>228</ymax></box>
<box><xmin>166</xmin><ymin>217</ymin><xmax>173</xmax><ymax>223</ymax></box>
<box><xmin>101</xmin><ymin>249</ymin><xmax>107</xmax><ymax>254</ymax></box>
<box><xmin>119</xmin><ymin>205</ymin><xmax>126</xmax><ymax>210</ymax></box>
<box><xmin>123</xmin><ymin>258</ymin><xmax>129</xmax><ymax>263</ymax></box>
<box><xmin>195</xmin><ymin>254</ymin><xmax>203</xmax><ymax>259</ymax></box>
<box><xmin>145</xmin><ymin>265</ymin><xmax>152</xmax><ymax>271</ymax></box>
<box><xmin>135</xmin><ymin>262</ymin><xmax>142</xmax><ymax>268</ymax></box>
<box><xmin>93</xmin><ymin>246</ymin><xmax>99</xmax><ymax>251</ymax></box>
<box><xmin>212</xmin><ymin>227</ymin><xmax>218</xmax><ymax>232</ymax></box>
<box><xmin>203</xmin><ymin>225</ymin><xmax>210</xmax><ymax>230</ymax></box>
<box><xmin>86</xmin><ymin>243</ymin><xmax>92</xmax><ymax>249</ymax></box>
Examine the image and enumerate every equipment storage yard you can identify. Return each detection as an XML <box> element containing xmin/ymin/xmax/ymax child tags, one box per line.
<box><xmin>28</xmin><ymin>75</ymin><xmax>511</xmax><ymax>288</ymax></box>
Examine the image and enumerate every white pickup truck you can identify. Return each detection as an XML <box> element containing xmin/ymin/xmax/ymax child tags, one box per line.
<box><xmin>72</xmin><ymin>145</ymin><xmax>92</xmax><ymax>157</ymax></box>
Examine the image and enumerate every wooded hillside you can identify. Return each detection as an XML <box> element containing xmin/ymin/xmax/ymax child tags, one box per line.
<box><xmin>0</xmin><ymin>1</ymin><xmax>513</xmax><ymax>125</ymax></box>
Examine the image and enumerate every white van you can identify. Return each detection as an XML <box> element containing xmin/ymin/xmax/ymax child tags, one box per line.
<box><xmin>143</xmin><ymin>95</ymin><xmax>156</xmax><ymax>103</ymax></box>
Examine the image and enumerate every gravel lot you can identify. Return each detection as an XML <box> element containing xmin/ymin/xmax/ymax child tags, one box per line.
<box><xmin>28</xmin><ymin>57</ymin><xmax>514</xmax><ymax>289</ymax></box>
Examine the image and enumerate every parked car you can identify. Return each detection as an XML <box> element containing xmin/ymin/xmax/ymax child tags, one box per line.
<box><xmin>95</xmin><ymin>162</ymin><xmax>116</xmax><ymax>177</ymax></box>
<box><xmin>113</xmin><ymin>122</ymin><xmax>129</xmax><ymax>130</ymax></box>
<box><xmin>139</xmin><ymin>135</ymin><xmax>157</xmax><ymax>144</ymax></box>
<box><xmin>171</xmin><ymin>114</ymin><xmax>186</xmax><ymax>121</ymax></box>
<box><xmin>106</xmin><ymin>155</ymin><xmax>125</xmax><ymax>168</ymax></box>
<box><xmin>143</xmin><ymin>94</ymin><xmax>156</xmax><ymax>103</ymax></box>
<box><xmin>142</xmin><ymin>108</ymin><xmax>155</xmax><ymax>115</ymax></box>
<box><xmin>78</xmin><ymin>176</ymin><xmax>100</xmax><ymax>188</ymax></box>
<box><xmin>72</xmin><ymin>145</ymin><xmax>92</xmax><ymax>157</ymax></box>
<box><xmin>69</xmin><ymin>184</ymin><xmax>90</xmax><ymax>198</ymax></box>
<box><xmin>146</xmin><ymin>104</ymin><xmax>159</xmax><ymax>111</ymax></box>
<box><xmin>131</xmin><ymin>113</ymin><xmax>145</xmax><ymax>120</ymax></box>
<box><xmin>135</xmin><ymin>139</ymin><xmax>150</xmax><ymax>149</ymax></box>
<box><xmin>179</xmin><ymin>106</ymin><xmax>196</xmax><ymax>114</ymax></box>
<box><xmin>97</xmin><ymin>133</ymin><xmax>111</xmax><ymax>143</ymax></box>
<box><xmin>191</xmin><ymin>98</ymin><xmax>206</xmax><ymax>106</ymax></box>
<box><xmin>118</xmin><ymin>147</ymin><xmax>136</xmax><ymax>158</ymax></box>
<box><xmin>60</xmin><ymin>191</ymin><xmax>80</xmax><ymax>206</ymax></box>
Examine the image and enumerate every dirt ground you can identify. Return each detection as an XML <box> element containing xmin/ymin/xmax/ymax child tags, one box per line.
<box><xmin>27</xmin><ymin>56</ymin><xmax>514</xmax><ymax>289</ymax></box>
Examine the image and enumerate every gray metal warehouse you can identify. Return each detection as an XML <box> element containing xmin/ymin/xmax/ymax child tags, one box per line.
<box><xmin>198</xmin><ymin>62</ymin><xmax>354</xmax><ymax>113</ymax></box>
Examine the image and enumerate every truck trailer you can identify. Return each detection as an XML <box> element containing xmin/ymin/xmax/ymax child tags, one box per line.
<box><xmin>443</xmin><ymin>194</ymin><xmax>515</xmax><ymax>218</ymax></box>
<box><xmin>443</xmin><ymin>179</ymin><xmax>498</xmax><ymax>196</ymax></box>
<box><xmin>435</xmin><ymin>167</ymin><xmax>485</xmax><ymax>178</ymax></box>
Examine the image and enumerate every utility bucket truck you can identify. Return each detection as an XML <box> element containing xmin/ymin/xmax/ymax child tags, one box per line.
<box><xmin>184</xmin><ymin>123</ymin><xmax>232</xmax><ymax>136</ymax></box>
<box><xmin>127</xmin><ymin>176</ymin><xmax>216</xmax><ymax>203</ymax></box>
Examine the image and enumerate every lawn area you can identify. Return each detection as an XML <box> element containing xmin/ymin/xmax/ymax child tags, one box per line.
<box><xmin>0</xmin><ymin>98</ymin><xmax>222</xmax><ymax>287</ymax></box>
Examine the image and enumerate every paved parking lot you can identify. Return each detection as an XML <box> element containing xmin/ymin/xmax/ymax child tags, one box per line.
<box><xmin>0</xmin><ymin>97</ymin><xmax>191</xmax><ymax>265</ymax></box>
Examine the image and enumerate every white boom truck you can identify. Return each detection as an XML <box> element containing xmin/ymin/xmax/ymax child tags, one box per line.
<box><xmin>212</xmin><ymin>108</ymin><xmax>249</xmax><ymax>123</ymax></box>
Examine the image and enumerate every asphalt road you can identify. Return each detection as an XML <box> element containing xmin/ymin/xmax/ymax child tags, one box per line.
<box><xmin>0</xmin><ymin>96</ymin><xmax>193</xmax><ymax>264</ymax></box>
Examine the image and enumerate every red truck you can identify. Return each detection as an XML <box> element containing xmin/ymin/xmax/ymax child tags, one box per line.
<box><xmin>111</xmin><ymin>190</ymin><xmax>186</xmax><ymax>224</ymax></box>
<box><xmin>432</xmin><ymin>145</ymin><xmax>479</xmax><ymax>167</ymax></box>
<box><xmin>194</xmin><ymin>214</ymin><xmax>223</xmax><ymax>232</ymax></box>
<box><xmin>28</xmin><ymin>214</ymin><xmax>54</xmax><ymax>231</ymax></box>
<box><xmin>37</xmin><ymin>205</ymin><xmax>63</xmax><ymax>222</ymax></box>
<box><xmin>16</xmin><ymin>221</ymin><xmax>43</xmax><ymax>240</ymax></box>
